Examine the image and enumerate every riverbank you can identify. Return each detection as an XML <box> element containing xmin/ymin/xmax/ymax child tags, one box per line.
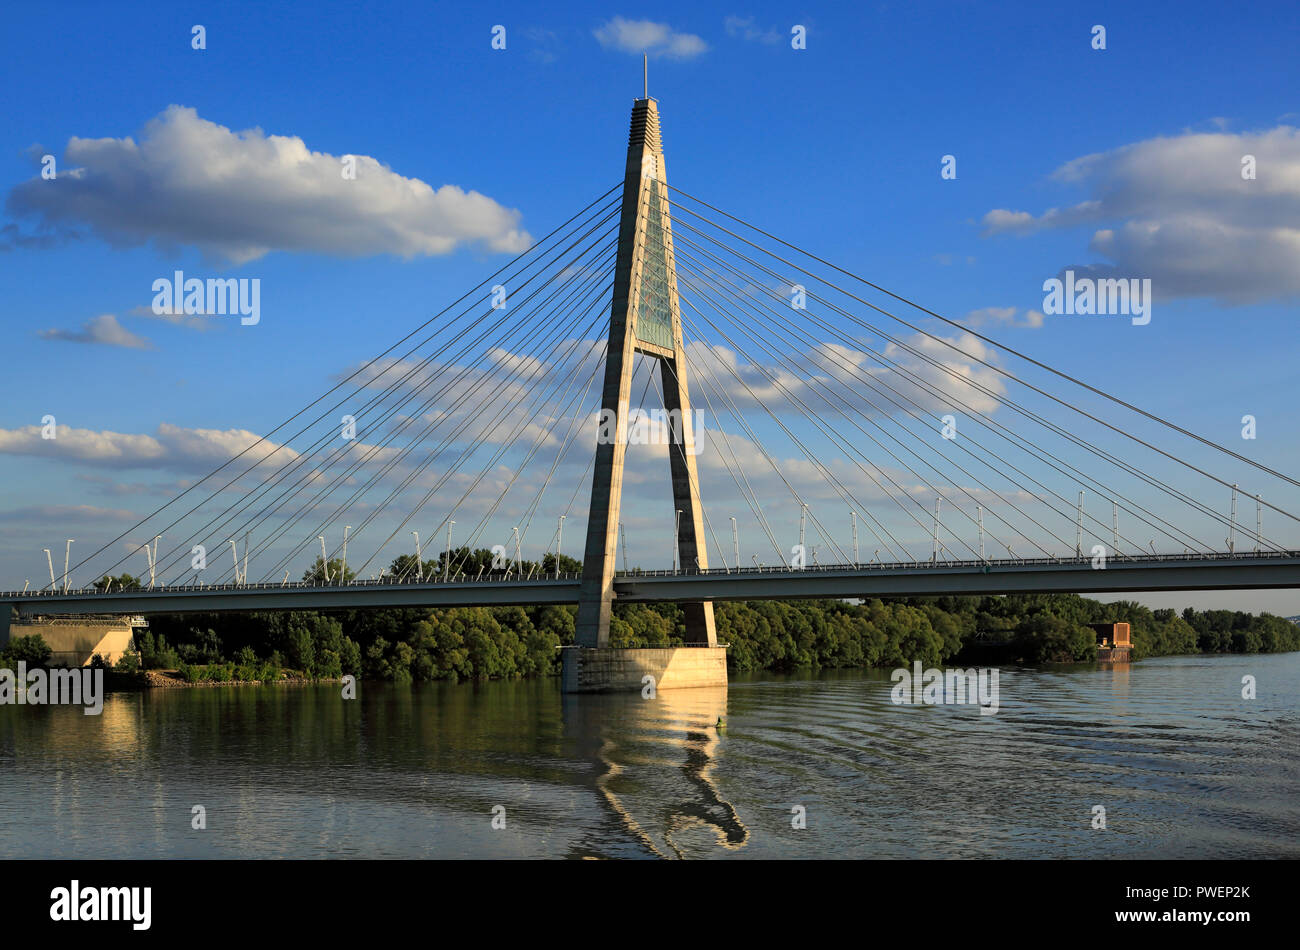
<box><xmin>103</xmin><ymin>669</ymin><xmax>343</xmax><ymax>689</ymax></box>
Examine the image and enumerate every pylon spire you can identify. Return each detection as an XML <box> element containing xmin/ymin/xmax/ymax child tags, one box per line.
<box><xmin>575</xmin><ymin>96</ymin><xmax>716</xmax><ymax>648</ymax></box>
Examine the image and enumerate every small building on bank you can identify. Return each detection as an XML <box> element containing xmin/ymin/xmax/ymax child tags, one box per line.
<box><xmin>1089</xmin><ymin>622</ymin><xmax>1132</xmax><ymax>661</ymax></box>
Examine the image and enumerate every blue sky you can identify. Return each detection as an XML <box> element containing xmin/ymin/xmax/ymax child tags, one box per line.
<box><xmin>1</xmin><ymin>0</ymin><xmax>1298</xmax><ymax>613</ymax></box>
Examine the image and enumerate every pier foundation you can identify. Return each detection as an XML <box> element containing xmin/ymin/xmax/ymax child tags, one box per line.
<box><xmin>561</xmin><ymin>646</ymin><xmax>727</xmax><ymax>693</ymax></box>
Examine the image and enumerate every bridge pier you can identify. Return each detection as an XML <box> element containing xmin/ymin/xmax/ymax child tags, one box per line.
<box><xmin>0</xmin><ymin>606</ymin><xmax>10</xmax><ymax>649</ymax></box>
<box><xmin>572</xmin><ymin>95</ymin><xmax>718</xmax><ymax>686</ymax></box>
<box><xmin>561</xmin><ymin>645</ymin><xmax>727</xmax><ymax>693</ymax></box>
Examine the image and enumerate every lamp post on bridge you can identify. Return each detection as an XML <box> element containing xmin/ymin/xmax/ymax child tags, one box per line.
<box><xmin>143</xmin><ymin>535</ymin><xmax>160</xmax><ymax>589</ymax></box>
<box><xmin>1113</xmin><ymin>502</ymin><xmax>1120</xmax><ymax>559</ymax></box>
<box><xmin>1255</xmin><ymin>494</ymin><xmax>1262</xmax><ymax>553</ymax></box>
<box><xmin>341</xmin><ymin>526</ymin><xmax>350</xmax><ymax>585</ymax></box>
<box><xmin>1228</xmin><ymin>484</ymin><xmax>1238</xmax><ymax>554</ymax></box>
<box><xmin>730</xmin><ymin>517</ymin><xmax>738</xmax><ymax>574</ymax></box>
<box><xmin>798</xmin><ymin>504</ymin><xmax>807</xmax><ymax>566</ymax></box>
<box><xmin>444</xmin><ymin>521</ymin><xmax>454</xmax><ymax>581</ymax></box>
<box><xmin>851</xmin><ymin>510</ymin><xmax>858</xmax><ymax>567</ymax></box>
<box><xmin>930</xmin><ymin>500</ymin><xmax>940</xmax><ymax>564</ymax></box>
<box><xmin>318</xmin><ymin>536</ymin><xmax>331</xmax><ymax>583</ymax></box>
<box><xmin>1076</xmin><ymin>490</ymin><xmax>1085</xmax><ymax>557</ymax></box>
<box><xmin>555</xmin><ymin>515</ymin><xmax>565</xmax><ymax>579</ymax></box>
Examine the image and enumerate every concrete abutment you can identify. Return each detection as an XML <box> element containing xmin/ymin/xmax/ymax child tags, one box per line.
<box><xmin>561</xmin><ymin>645</ymin><xmax>728</xmax><ymax>693</ymax></box>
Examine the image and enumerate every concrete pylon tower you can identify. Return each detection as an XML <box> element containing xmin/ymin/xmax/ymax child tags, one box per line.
<box><xmin>574</xmin><ymin>96</ymin><xmax>717</xmax><ymax>650</ymax></box>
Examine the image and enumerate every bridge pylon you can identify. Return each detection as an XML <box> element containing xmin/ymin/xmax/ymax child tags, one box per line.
<box><xmin>568</xmin><ymin>97</ymin><xmax>724</xmax><ymax>691</ymax></box>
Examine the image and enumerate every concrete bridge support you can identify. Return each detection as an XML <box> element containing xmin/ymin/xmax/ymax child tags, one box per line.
<box><xmin>571</xmin><ymin>96</ymin><xmax>723</xmax><ymax>691</ymax></box>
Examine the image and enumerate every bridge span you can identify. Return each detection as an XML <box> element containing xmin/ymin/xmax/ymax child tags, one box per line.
<box><xmin>5</xmin><ymin>551</ymin><xmax>1298</xmax><ymax>644</ymax></box>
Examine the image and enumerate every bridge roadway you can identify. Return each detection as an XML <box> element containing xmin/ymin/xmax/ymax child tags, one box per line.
<box><xmin>3</xmin><ymin>552</ymin><xmax>1297</xmax><ymax>640</ymax></box>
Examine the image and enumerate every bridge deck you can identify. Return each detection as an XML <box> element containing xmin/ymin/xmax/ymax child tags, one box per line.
<box><xmin>4</xmin><ymin>552</ymin><xmax>1298</xmax><ymax>618</ymax></box>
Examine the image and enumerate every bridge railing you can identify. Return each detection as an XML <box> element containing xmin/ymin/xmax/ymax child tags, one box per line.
<box><xmin>615</xmin><ymin>548</ymin><xmax>1297</xmax><ymax>579</ymax></box>
<box><xmin>1</xmin><ymin>570</ymin><xmax>589</xmax><ymax>598</ymax></box>
<box><xmin>2</xmin><ymin>550</ymin><xmax>1295</xmax><ymax>598</ymax></box>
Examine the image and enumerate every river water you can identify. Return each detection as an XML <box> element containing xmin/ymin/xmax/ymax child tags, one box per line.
<box><xmin>1</xmin><ymin>653</ymin><xmax>1297</xmax><ymax>859</ymax></box>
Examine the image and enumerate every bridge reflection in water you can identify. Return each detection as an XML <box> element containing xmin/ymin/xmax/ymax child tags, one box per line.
<box><xmin>4</xmin><ymin>656</ymin><xmax>1298</xmax><ymax>859</ymax></box>
<box><xmin>563</xmin><ymin>686</ymin><xmax>749</xmax><ymax>858</ymax></box>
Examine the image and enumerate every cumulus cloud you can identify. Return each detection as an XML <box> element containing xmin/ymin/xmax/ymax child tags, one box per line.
<box><xmin>874</xmin><ymin>331</ymin><xmax>1008</xmax><ymax>416</ymax></box>
<box><xmin>5</xmin><ymin>105</ymin><xmax>532</xmax><ymax>264</ymax></box>
<box><xmin>126</xmin><ymin>304</ymin><xmax>216</xmax><ymax>332</ymax></box>
<box><xmin>594</xmin><ymin>17</ymin><xmax>708</xmax><ymax>59</ymax></box>
<box><xmin>0</xmin><ymin>421</ymin><xmax>299</xmax><ymax>472</ymax></box>
<box><xmin>37</xmin><ymin>313</ymin><xmax>153</xmax><ymax>349</ymax></box>
<box><xmin>980</xmin><ymin>125</ymin><xmax>1300</xmax><ymax>304</ymax></box>
<box><xmin>723</xmin><ymin>16</ymin><xmax>783</xmax><ymax>44</ymax></box>
<box><xmin>962</xmin><ymin>306</ymin><xmax>1045</xmax><ymax>329</ymax></box>
<box><xmin>524</xmin><ymin>27</ymin><xmax>562</xmax><ymax>64</ymax></box>
<box><xmin>682</xmin><ymin>329</ymin><xmax>1007</xmax><ymax>420</ymax></box>
<box><xmin>0</xmin><ymin>504</ymin><xmax>136</xmax><ymax>523</ymax></box>
<box><xmin>346</xmin><ymin>338</ymin><xmax>608</xmax><ymax>451</ymax></box>
<box><xmin>75</xmin><ymin>474</ymin><xmax>177</xmax><ymax>497</ymax></box>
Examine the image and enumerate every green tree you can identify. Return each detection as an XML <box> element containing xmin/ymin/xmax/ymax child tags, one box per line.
<box><xmin>93</xmin><ymin>573</ymin><xmax>142</xmax><ymax>592</ymax></box>
<box><xmin>2</xmin><ymin>634</ymin><xmax>52</xmax><ymax>667</ymax></box>
<box><xmin>302</xmin><ymin>556</ymin><xmax>355</xmax><ymax>585</ymax></box>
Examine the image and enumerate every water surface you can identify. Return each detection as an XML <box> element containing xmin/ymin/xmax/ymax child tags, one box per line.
<box><xmin>1</xmin><ymin>653</ymin><xmax>1296</xmax><ymax>858</ymax></box>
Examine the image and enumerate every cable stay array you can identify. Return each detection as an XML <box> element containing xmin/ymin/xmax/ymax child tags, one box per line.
<box><xmin>27</xmin><ymin>180</ymin><xmax>1300</xmax><ymax>595</ymax></box>
<box><xmin>660</xmin><ymin>181</ymin><xmax>1298</xmax><ymax>569</ymax></box>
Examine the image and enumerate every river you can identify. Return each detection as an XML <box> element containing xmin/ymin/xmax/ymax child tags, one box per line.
<box><xmin>1</xmin><ymin>652</ymin><xmax>1297</xmax><ymax>858</ymax></box>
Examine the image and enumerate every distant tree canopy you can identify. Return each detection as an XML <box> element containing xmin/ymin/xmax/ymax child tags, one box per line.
<box><xmin>93</xmin><ymin>573</ymin><xmax>142</xmax><ymax>592</ymax></box>
<box><xmin>379</xmin><ymin>547</ymin><xmax>582</xmax><ymax>582</ymax></box>
<box><xmin>302</xmin><ymin>557</ymin><xmax>355</xmax><ymax>585</ymax></box>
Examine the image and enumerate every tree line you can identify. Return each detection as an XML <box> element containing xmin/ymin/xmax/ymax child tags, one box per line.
<box><xmin>73</xmin><ymin>548</ymin><xmax>1300</xmax><ymax>683</ymax></box>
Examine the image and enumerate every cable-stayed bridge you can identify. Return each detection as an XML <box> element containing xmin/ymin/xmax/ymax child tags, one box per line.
<box><xmin>5</xmin><ymin>95</ymin><xmax>1299</xmax><ymax>681</ymax></box>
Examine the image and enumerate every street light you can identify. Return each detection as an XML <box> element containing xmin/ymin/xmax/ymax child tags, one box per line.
<box><xmin>444</xmin><ymin>521</ymin><xmax>455</xmax><ymax>581</ymax></box>
<box><xmin>730</xmin><ymin>517</ymin><xmax>738</xmax><ymax>574</ymax></box>
<box><xmin>555</xmin><ymin>515</ymin><xmax>565</xmax><ymax>578</ymax></box>
<box><xmin>318</xmin><ymin>536</ymin><xmax>331</xmax><ymax>583</ymax></box>
<box><xmin>341</xmin><ymin>526</ymin><xmax>350</xmax><ymax>585</ymax></box>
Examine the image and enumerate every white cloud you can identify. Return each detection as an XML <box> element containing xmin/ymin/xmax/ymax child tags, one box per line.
<box><xmin>723</xmin><ymin>16</ymin><xmax>782</xmax><ymax>45</ymax></box>
<box><xmin>594</xmin><ymin>17</ymin><xmax>708</xmax><ymax>59</ymax></box>
<box><xmin>126</xmin><ymin>304</ymin><xmax>216</xmax><ymax>332</ymax></box>
<box><xmin>875</xmin><ymin>331</ymin><xmax>1008</xmax><ymax>417</ymax></box>
<box><xmin>682</xmin><ymin>329</ymin><xmax>1007</xmax><ymax>420</ymax></box>
<box><xmin>0</xmin><ymin>422</ymin><xmax>299</xmax><ymax>472</ymax></box>
<box><xmin>0</xmin><ymin>504</ymin><xmax>136</xmax><ymax>523</ymax></box>
<box><xmin>980</xmin><ymin>125</ymin><xmax>1300</xmax><ymax>303</ymax></box>
<box><xmin>37</xmin><ymin>313</ymin><xmax>152</xmax><ymax>349</ymax></box>
<box><xmin>963</xmin><ymin>306</ymin><xmax>1045</xmax><ymax>329</ymax></box>
<box><xmin>6</xmin><ymin>105</ymin><xmax>532</xmax><ymax>264</ymax></box>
